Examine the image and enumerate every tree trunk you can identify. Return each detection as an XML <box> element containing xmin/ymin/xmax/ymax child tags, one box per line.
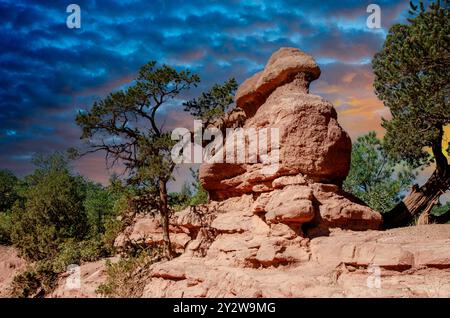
<box><xmin>416</xmin><ymin>198</ymin><xmax>438</xmax><ymax>225</ymax></box>
<box><xmin>159</xmin><ymin>178</ymin><xmax>173</xmax><ymax>259</ymax></box>
<box><xmin>383</xmin><ymin>129</ymin><xmax>450</xmax><ymax>229</ymax></box>
<box><xmin>416</xmin><ymin>209</ymin><xmax>430</xmax><ymax>225</ymax></box>
<box><xmin>383</xmin><ymin>176</ymin><xmax>447</xmax><ymax>228</ymax></box>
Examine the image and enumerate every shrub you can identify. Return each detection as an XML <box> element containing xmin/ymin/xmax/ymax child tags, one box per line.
<box><xmin>84</xmin><ymin>182</ymin><xmax>119</xmax><ymax>237</ymax></box>
<box><xmin>79</xmin><ymin>239</ymin><xmax>105</xmax><ymax>262</ymax></box>
<box><xmin>189</xmin><ymin>183</ymin><xmax>208</xmax><ymax>206</ymax></box>
<box><xmin>0</xmin><ymin>212</ymin><xmax>12</xmax><ymax>244</ymax></box>
<box><xmin>96</xmin><ymin>247</ymin><xmax>162</xmax><ymax>298</ymax></box>
<box><xmin>10</xmin><ymin>269</ymin><xmax>42</xmax><ymax>298</ymax></box>
<box><xmin>0</xmin><ymin>169</ymin><xmax>19</xmax><ymax>212</ymax></box>
<box><xmin>4</xmin><ymin>154</ymin><xmax>139</xmax><ymax>297</ymax></box>
<box><xmin>343</xmin><ymin>132</ymin><xmax>415</xmax><ymax>213</ymax></box>
<box><xmin>51</xmin><ymin>239</ymin><xmax>81</xmax><ymax>273</ymax></box>
<box><xmin>10</xmin><ymin>168</ymin><xmax>88</xmax><ymax>261</ymax></box>
<box><xmin>10</xmin><ymin>262</ymin><xmax>57</xmax><ymax>298</ymax></box>
<box><xmin>168</xmin><ymin>168</ymin><xmax>208</xmax><ymax>211</ymax></box>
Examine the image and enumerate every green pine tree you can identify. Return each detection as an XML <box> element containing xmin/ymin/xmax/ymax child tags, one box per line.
<box><xmin>372</xmin><ymin>0</ymin><xmax>450</xmax><ymax>227</ymax></box>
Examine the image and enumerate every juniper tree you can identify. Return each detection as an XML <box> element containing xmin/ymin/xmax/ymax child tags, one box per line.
<box><xmin>372</xmin><ymin>1</ymin><xmax>450</xmax><ymax>227</ymax></box>
<box><xmin>76</xmin><ymin>61</ymin><xmax>199</xmax><ymax>258</ymax></box>
<box><xmin>9</xmin><ymin>153</ymin><xmax>88</xmax><ymax>261</ymax></box>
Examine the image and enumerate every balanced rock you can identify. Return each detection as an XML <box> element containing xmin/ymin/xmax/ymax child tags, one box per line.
<box><xmin>236</xmin><ymin>47</ymin><xmax>321</xmax><ymax>117</ymax></box>
<box><xmin>199</xmin><ymin>47</ymin><xmax>381</xmax><ymax>233</ymax></box>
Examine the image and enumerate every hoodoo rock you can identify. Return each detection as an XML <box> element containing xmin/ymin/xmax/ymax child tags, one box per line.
<box><xmin>199</xmin><ymin>47</ymin><xmax>381</xmax><ymax>234</ymax></box>
<box><xmin>236</xmin><ymin>47</ymin><xmax>321</xmax><ymax>117</ymax></box>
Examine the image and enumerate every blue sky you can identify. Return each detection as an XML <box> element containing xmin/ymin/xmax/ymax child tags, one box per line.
<box><xmin>0</xmin><ymin>0</ymin><xmax>414</xmax><ymax>185</ymax></box>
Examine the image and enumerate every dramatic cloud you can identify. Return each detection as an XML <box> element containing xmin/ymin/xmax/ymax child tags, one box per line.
<box><xmin>0</xmin><ymin>0</ymin><xmax>413</xmax><ymax>190</ymax></box>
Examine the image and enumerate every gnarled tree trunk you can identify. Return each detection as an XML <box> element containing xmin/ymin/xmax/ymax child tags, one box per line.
<box><xmin>383</xmin><ymin>130</ymin><xmax>450</xmax><ymax>229</ymax></box>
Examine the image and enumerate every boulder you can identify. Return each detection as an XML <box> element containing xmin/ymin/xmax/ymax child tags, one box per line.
<box><xmin>236</xmin><ymin>47</ymin><xmax>321</xmax><ymax>117</ymax></box>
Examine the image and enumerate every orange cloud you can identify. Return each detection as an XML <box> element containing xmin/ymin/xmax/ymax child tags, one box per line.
<box><xmin>313</xmin><ymin>64</ymin><xmax>389</xmax><ymax>140</ymax></box>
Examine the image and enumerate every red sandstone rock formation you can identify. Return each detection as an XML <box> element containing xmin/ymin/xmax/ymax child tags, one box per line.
<box><xmin>200</xmin><ymin>47</ymin><xmax>381</xmax><ymax>234</ymax></box>
<box><xmin>49</xmin><ymin>216</ymin><xmax>450</xmax><ymax>297</ymax></box>
<box><xmin>4</xmin><ymin>48</ymin><xmax>450</xmax><ymax>299</ymax></box>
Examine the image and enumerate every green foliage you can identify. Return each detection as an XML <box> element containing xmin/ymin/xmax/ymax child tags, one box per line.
<box><xmin>10</xmin><ymin>269</ymin><xmax>42</xmax><ymax>298</ymax></box>
<box><xmin>372</xmin><ymin>1</ymin><xmax>449</xmax><ymax>167</ymax></box>
<box><xmin>430</xmin><ymin>201</ymin><xmax>450</xmax><ymax>218</ymax></box>
<box><xmin>76</xmin><ymin>61</ymin><xmax>200</xmax><ymax>187</ymax></box>
<box><xmin>189</xmin><ymin>182</ymin><xmax>208</xmax><ymax>206</ymax></box>
<box><xmin>76</xmin><ymin>61</ymin><xmax>201</xmax><ymax>259</ymax></box>
<box><xmin>101</xmin><ymin>189</ymin><xmax>137</xmax><ymax>254</ymax></box>
<box><xmin>84</xmin><ymin>182</ymin><xmax>119</xmax><ymax>237</ymax></box>
<box><xmin>10</xmin><ymin>262</ymin><xmax>57</xmax><ymax>298</ymax></box>
<box><xmin>96</xmin><ymin>248</ymin><xmax>162</xmax><ymax>298</ymax></box>
<box><xmin>184</xmin><ymin>78</ymin><xmax>238</xmax><ymax>126</ymax></box>
<box><xmin>52</xmin><ymin>238</ymin><xmax>107</xmax><ymax>273</ymax></box>
<box><xmin>0</xmin><ymin>170</ymin><xmax>19</xmax><ymax>243</ymax></box>
<box><xmin>169</xmin><ymin>182</ymin><xmax>193</xmax><ymax>210</ymax></box>
<box><xmin>188</xmin><ymin>168</ymin><xmax>208</xmax><ymax>206</ymax></box>
<box><xmin>51</xmin><ymin>239</ymin><xmax>82</xmax><ymax>273</ymax></box>
<box><xmin>5</xmin><ymin>153</ymin><xmax>127</xmax><ymax>257</ymax></box>
<box><xmin>1</xmin><ymin>154</ymin><xmax>131</xmax><ymax>297</ymax></box>
<box><xmin>343</xmin><ymin>132</ymin><xmax>416</xmax><ymax>213</ymax></box>
<box><xmin>0</xmin><ymin>169</ymin><xmax>19</xmax><ymax>212</ymax></box>
<box><xmin>0</xmin><ymin>211</ymin><xmax>12</xmax><ymax>244</ymax></box>
<box><xmin>101</xmin><ymin>212</ymin><xmax>127</xmax><ymax>254</ymax></box>
<box><xmin>4</xmin><ymin>62</ymin><xmax>237</xmax><ymax>296</ymax></box>
<box><xmin>79</xmin><ymin>239</ymin><xmax>107</xmax><ymax>261</ymax></box>
<box><xmin>9</xmin><ymin>155</ymin><xmax>88</xmax><ymax>261</ymax></box>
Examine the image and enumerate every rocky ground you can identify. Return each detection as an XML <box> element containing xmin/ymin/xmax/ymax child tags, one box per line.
<box><xmin>0</xmin><ymin>245</ymin><xmax>26</xmax><ymax>297</ymax></box>
<box><xmin>1</xmin><ymin>205</ymin><xmax>449</xmax><ymax>298</ymax></box>
<box><xmin>53</xmin><ymin>219</ymin><xmax>450</xmax><ymax>297</ymax></box>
